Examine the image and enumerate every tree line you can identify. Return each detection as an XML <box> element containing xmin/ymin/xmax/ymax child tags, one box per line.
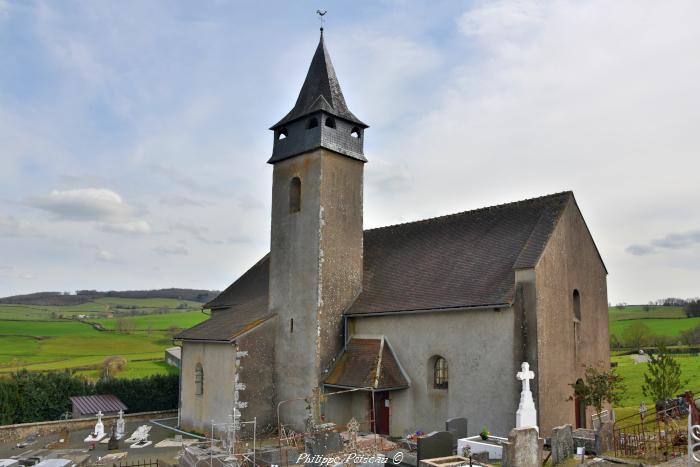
<box><xmin>0</xmin><ymin>371</ymin><xmax>178</xmax><ymax>425</ymax></box>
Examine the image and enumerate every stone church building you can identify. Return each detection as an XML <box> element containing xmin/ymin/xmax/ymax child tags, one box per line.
<box><xmin>176</xmin><ymin>30</ymin><xmax>610</xmax><ymax>438</ymax></box>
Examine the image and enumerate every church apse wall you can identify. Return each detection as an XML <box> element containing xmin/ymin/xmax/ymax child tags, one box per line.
<box><xmin>351</xmin><ymin>307</ymin><xmax>518</xmax><ymax>438</ymax></box>
<box><xmin>180</xmin><ymin>341</ymin><xmax>236</xmax><ymax>434</ymax></box>
<box><xmin>534</xmin><ymin>198</ymin><xmax>609</xmax><ymax>434</ymax></box>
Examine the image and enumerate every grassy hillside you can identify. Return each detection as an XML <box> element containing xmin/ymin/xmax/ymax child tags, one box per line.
<box><xmin>0</xmin><ymin>296</ymin><xmax>209</xmax><ymax>379</ymax></box>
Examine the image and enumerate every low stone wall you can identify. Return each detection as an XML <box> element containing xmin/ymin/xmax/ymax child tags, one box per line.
<box><xmin>0</xmin><ymin>410</ymin><xmax>178</xmax><ymax>443</ymax></box>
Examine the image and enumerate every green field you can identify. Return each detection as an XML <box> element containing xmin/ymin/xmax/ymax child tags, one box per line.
<box><xmin>605</xmin><ymin>304</ymin><xmax>700</xmax><ymax>425</ymax></box>
<box><xmin>610</xmin><ymin>317</ymin><xmax>700</xmax><ymax>339</ymax></box>
<box><xmin>0</xmin><ymin>297</ymin><xmax>208</xmax><ymax>379</ymax></box>
<box><xmin>608</xmin><ymin>305</ymin><xmax>685</xmax><ymax>321</ymax></box>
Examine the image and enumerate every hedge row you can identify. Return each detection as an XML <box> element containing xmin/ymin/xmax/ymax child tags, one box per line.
<box><xmin>0</xmin><ymin>370</ymin><xmax>178</xmax><ymax>425</ymax></box>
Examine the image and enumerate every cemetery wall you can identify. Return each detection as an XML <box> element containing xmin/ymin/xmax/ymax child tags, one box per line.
<box><xmin>534</xmin><ymin>198</ymin><xmax>610</xmax><ymax>434</ymax></box>
<box><xmin>351</xmin><ymin>307</ymin><xmax>519</xmax><ymax>437</ymax></box>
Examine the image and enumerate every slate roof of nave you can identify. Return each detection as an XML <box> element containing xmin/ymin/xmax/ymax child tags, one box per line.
<box><xmin>176</xmin><ymin>191</ymin><xmax>603</xmax><ymax>342</ymax></box>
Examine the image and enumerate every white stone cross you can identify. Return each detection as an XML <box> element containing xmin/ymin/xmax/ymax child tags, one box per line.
<box><xmin>515</xmin><ymin>362</ymin><xmax>538</xmax><ymax>432</ymax></box>
<box><xmin>517</xmin><ymin>362</ymin><xmax>535</xmax><ymax>393</ymax></box>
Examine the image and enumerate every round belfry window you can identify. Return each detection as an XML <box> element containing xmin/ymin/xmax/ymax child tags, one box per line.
<box><xmin>434</xmin><ymin>357</ymin><xmax>448</xmax><ymax>389</ymax></box>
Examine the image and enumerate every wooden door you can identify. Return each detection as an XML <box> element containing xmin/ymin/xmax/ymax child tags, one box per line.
<box><xmin>370</xmin><ymin>392</ymin><xmax>390</xmax><ymax>435</ymax></box>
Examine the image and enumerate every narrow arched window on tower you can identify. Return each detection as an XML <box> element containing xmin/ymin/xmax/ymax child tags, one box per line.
<box><xmin>194</xmin><ymin>363</ymin><xmax>204</xmax><ymax>396</ymax></box>
<box><xmin>573</xmin><ymin>289</ymin><xmax>581</xmax><ymax>321</ymax></box>
<box><xmin>306</xmin><ymin>117</ymin><xmax>319</xmax><ymax>129</ymax></box>
<box><xmin>325</xmin><ymin>117</ymin><xmax>336</xmax><ymax>128</ymax></box>
<box><xmin>290</xmin><ymin>177</ymin><xmax>301</xmax><ymax>213</ymax></box>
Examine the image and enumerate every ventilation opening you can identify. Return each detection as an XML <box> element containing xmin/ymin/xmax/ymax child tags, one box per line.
<box><xmin>325</xmin><ymin>117</ymin><xmax>336</xmax><ymax>128</ymax></box>
<box><xmin>306</xmin><ymin>117</ymin><xmax>319</xmax><ymax>129</ymax></box>
<box><xmin>277</xmin><ymin>128</ymin><xmax>288</xmax><ymax>140</ymax></box>
<box><xmin>289</xmin><ymin>177</ymin><xmax>301</xmax><ymax>213</ymax></box>
<box><xmin>351</xmin><ymin>127</ymin><xmax>361</xmax><ymax>139</ymax></box>
<box><xmin>290</xmin><ymin>318</ymin><xmax>294</xmax><ymax>333</ymax></box>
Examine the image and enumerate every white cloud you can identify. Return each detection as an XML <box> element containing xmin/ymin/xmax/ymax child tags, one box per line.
<box><xmin>97</xmin><ymin>220</ymin><xmax>152</xmax><ymax>236</ymax></box>
<box><xmin>28</xmin><ymin>188</ymin><xmax>131</xmax><ymax>222</ymax></box>
<box><xmin>0</xmin><ymin>216</ymin><xmax>41</xmax><ymax>237</ymax></box>
<box><xmin>153</xmin><ymin>245</ymin><xmax>188</xmax><ymax>256</ymax></box>
<box><xmin>27</xmin><ymin>188</ymin><xmax>152</xmax><ymax>236</ymax></box>
<box><xmin>97</xmin><ymin>250</ymin><xmax>117</xmax><ymax>262</ymax></box>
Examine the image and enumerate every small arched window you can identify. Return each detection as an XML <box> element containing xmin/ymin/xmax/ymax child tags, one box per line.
<box><xmin>351</xmin><ymin>127</ymin><xmax>361</xmax><ymax>139</ymax></box>
<box><xmin>306</xmin><ymin>117</ymin><xmax>319</xmax><ymax>129</ymax></box>
<box><xmin>277</xmin><ymin>128</ymin><xmax>288</xmax><ymax>140</ymax></box>
<box><xmin>434</xmin><ymin>357</ymin><xmax>448</xmax><ymax>389</ymax></box>
<box><xmin>289</xmin><ymin>177</ymin><xmax>301</xmax><ymax>213</ymax></box>
<box><xmin>573</xmin><ymin>289</ymin><xmax>581</xmax><ymax>321</ymax></box>
<box><xmin>194</xmin><ymin>363</ymin><xmax>204</xmax><ymax>396</ymax></box>
<box><xmin>325</xmin><ymin>117</ymin><xmax>336</xmax><ymax>128</ymax></box>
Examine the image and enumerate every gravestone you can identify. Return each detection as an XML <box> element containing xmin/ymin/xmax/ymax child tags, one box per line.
<box><xmin>502</xmin><ymin>427</ymin><xmax>542</xmax><ymax>467</ymax></box>
<box><xmin>445</xmin><ymin>418</ymin><xmax>467</xmax><ymax>452</ymax></box>
<box><xmin>572</xmin><ymin>428</ymin><xmax>595</xmax><ymax>453</ymax></box>
<box><xmin>116</xmin><ymin>409</ymin><xmax>125</xmax><ymax>439</ymax></box>
<box><xmin>551</xmin><ymin>424</ymin><xmax>574</xmax><ymax>465</ymax></box>
<box><xmin>516</xmin><ymin>362</ymin><xmax>538</xmax><ymax>431</ymax></box>
<box><xmin>417</xmin><ymin>432</ymin><xmax>453</xmax><ymax>463</ymax></box>
<box><xmin>304</xmin><ymin>430</ymin><xmax>343</xmax><ymax>465</ymax></box>
<box><xmin>107</xmin><ymin>424</ymin><xmax>119</xmax><ymax>450</ymax></box>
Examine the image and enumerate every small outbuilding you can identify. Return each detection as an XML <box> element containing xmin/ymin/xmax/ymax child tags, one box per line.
<box><xmin>70</xmin><ymin>394</ymin><xmax>127</xmax><ymax>419</ymax></box>
<box><xmin>165</xmin><ymin>346</ymin><xmax>181</xmax><ymax>369</ymax></box>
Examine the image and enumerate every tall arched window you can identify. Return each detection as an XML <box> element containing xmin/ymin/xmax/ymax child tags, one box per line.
<box><xmin>573</xmin><ymin>290</ymin><xmax>581</xmax><ymax>321</ymax></box>
<box><xmin>195</xmin><ymin>363</ymin><xmax>204</xmax><ymax>396</ymax></box>
<box><xmin>434</xmin><ymin>356</ymin><xmax>448</xmax><ymax>389</ymax></box>
<box><xmin>289</xmin><ymin>177</ymin><xmax>301</xmax><ymax>213</ymax></box>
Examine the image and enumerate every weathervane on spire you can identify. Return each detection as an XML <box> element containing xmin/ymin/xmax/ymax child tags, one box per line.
<box><xmin>316</xmin><ymin>10</ymin><xmax>327</xmax><ymax>32</ymax></box>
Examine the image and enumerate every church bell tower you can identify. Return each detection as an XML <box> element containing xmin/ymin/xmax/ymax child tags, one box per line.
<box><xmin>269</xmin><ymin>29</ymin><xmax>368</xmax><ymax>428</ymax></box>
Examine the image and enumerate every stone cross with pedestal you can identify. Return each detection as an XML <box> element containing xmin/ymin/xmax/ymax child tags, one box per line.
<box><xmin>516</xmin><ymin>362</ymin><xmax>538</xmax><ymax>431</ymax></box>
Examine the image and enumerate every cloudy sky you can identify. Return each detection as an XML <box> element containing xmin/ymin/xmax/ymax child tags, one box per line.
<box><xmin>1</xmin><ymin>0</ymin><xmax>698</xmax><ymax>304</ymax></box>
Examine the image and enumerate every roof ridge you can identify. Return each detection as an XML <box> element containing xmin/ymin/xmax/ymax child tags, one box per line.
<box><xmin>364</xmin><ymin>191</ymin><xmax>573</xmax><ymax>233</ymax></box>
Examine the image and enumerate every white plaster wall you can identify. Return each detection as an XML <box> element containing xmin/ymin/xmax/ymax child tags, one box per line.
<box><xmin>180</xmin><ymin>341</ymin><xmax>235</xmax><ymax>434</ymax></box>
<box><xmin>351</xmin><ymin>308</ymin><xmax>518</xmax><ymax>437</ymax></box>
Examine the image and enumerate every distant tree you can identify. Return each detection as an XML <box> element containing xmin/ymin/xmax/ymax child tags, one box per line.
<box><xmin>684</xmin><ymin>299</ymin><xmax>700</xmax><ymax>318</ymax></box>
<box><xmin>101</xmin><ymin>356</ymin><xmax>127</xmax><ymax>379</ymax></box>
<box><xmin>615</xmin><ymin>303</ymin><xmax>627</xmax><ymax>310</ymax></box>
<box><xmin>680</xmin><ymin>323</ymin><xmax>700</xmax><ymax>346</ymax></box>
<box><xmin>115</xmin><ymin>318</ymin><xmax>136</xmax><ymax>334</ymax></box>
<box><xmin>571</xmin><ymin>366</ymin><xmax>626</xmax><ymax>415</ymax></box>
<box><xmin>167</xmin><ymin>325</ymin><xmax>184</xmax><ymax>338</ymax></box>
<box><xmin>642</xmin><ymin>345</ymin><xmax>688</xmax><ymax>402</ymax></box>
<box><xmin>643</xmin><ymin>301</ymin><xmax>655</xmax><ymax>312</ymax></box>
<box><xmin>622</xmin><ymin>322</ymin><xmax>653</xmax><ymax>350</ymax></box>
<box><xmin>146</xmin><ymin>325</ymin><xmax>153</xmax><ymax>335</ymax></box>
<box><xmin>50</xmin><ymin>312</ymin><xmax>57</xmax><ymax>320</ymax></box>
<box><xmin>610</xmin><ymin>334</ymin><xmax>622</xmax><ymax>350</ymax></box>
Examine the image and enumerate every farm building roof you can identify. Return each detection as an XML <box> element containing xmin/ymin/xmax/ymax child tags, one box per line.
<box><xmin>70</xmin><ymin>395</ymin><xmax>127</xmax><ymax>415</ymax></box>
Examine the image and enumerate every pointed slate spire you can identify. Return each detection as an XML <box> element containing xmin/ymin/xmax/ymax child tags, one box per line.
<box><xmin>272</xmin><ymin>30</ymin><xmax>366</xmax><ymax>129</ymax></box>
<box><xmin>269</xmin><ymin>30</ymin><xmax>368</xmax><ymax>164</ymax></box>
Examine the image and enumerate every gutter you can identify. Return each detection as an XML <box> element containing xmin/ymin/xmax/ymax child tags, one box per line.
<box><xmin>345</xmin><ymin>302</ymin><xmax>510</xmax><ymax>318</ymax></box>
